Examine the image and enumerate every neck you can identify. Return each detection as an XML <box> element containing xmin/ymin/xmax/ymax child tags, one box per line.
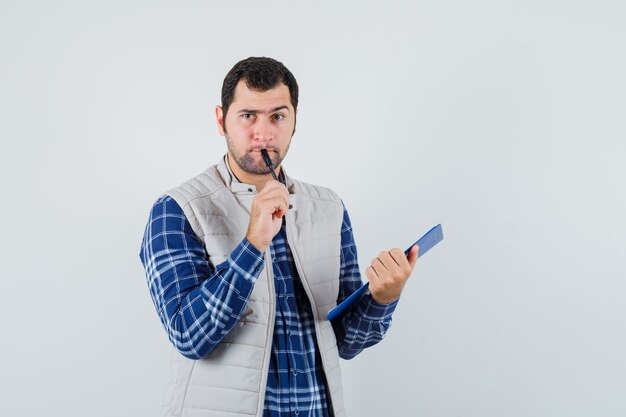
<box><xmin>226</xmin><ymin>153</ymin><xmax>281</xmax><ymax>192</ymax></box>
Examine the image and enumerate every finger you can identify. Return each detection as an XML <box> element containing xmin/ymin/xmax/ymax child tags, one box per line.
<box><xmin>264</xmin><ymin>180</ymin><xmax>288</xmax><ymax>193</ymax></box>
<box><xmin>259</xmin><ymin>186</ymin><xmax>290</xmax><ymax>210</ymax></box>
<box><xmin>406</xmin><ymin>244</ymin><xmax>419</xmax><ymax>268</ymax></box>
<box><xmin>389</xmin><ymin>248</ymin><xmax>409</xmax><ymax>268</ymax></box>
<box><xmin>257</xmin><ymin>180</ymin><xmax>282</xmax><ymax>196</ymax></box>
<box><xmin>377</xmin><ymin>250</ymin><xmax>398</xmax><ymax>270</ymax></box>
<box><xmin>371</xmin><ymin>257</ymin><xmax>390</xmax><ymax>278</ymax></box>
<box><xmin>271</xmin><ymin>198</ymin><xmax>288</xmax><ymax>215</ymax></box>
<box><xmin>256</xmin><ymin>196</ymin><xmax>287</xmax><ymax>217</ymax></box>
<box><xmin>280</xmin><ymin>190</ymin><xmax>290</xmax><ymax>211</ymax></box>
<box><xmin>365</xmin><ymin>265</ymin><xmax>379</xmax><ymax>283</ymax></box>
<box><xmin>266</xmin><ymin>193</ymin><xmax>288</xmax><ymax>209</ymax></box>
<box><xmin>389</xmin><ymin>247</ymin><xmax>415</xmax><ymax>276</ymax></box>
<box><xmin>258</xmin><ymin>187</ymin><xmax>289</xmax><ymax>207</ymax></box>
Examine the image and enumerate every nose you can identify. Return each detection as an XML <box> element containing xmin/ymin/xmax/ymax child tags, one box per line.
<box><xmin>253</xmin><ymin>116</ymin><xmax>273</xmax><ymax>143</ymax></box>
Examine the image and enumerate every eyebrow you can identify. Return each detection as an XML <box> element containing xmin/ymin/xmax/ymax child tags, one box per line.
<box><xmin>237</xmin><ymin>105</ymin><xmax>290</xmax><ymax>115</ymax></box>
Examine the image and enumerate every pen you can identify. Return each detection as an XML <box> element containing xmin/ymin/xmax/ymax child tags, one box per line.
<box><xmin>260</xmin><ymin>149</ymin><xmax>279</xmax><ymax>181</ymax></box>
<box><xmin>261</xmin><ymin>148</ymin><xmax>292</xmax><ymax>210</ymax></box>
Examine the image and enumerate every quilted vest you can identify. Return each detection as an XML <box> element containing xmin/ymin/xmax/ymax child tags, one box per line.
<box><xmin>160</xmin><ymin>156</ymin><xmax>347</xmax><ymax>417</ymax></box>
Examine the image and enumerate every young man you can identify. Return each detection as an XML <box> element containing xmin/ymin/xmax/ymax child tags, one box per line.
<box><xmin>139</xmin><ymin>57</ymin><xmax>419</xmax><ymax>417</ymax></box>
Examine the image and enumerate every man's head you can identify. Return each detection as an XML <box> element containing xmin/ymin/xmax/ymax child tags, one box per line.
<box><xmin>216</xmin><ymin>57</ymin><xmax>299</xmax><ymax>177</ymax></box>
<box><xmin>220</xmin><ymin>57</ymin><xmax>299</xmax><ymax>125</ymax></box>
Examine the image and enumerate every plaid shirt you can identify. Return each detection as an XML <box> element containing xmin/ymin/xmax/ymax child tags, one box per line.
<box><xmin>140</xmin><ymin>193</ymin><xmax>397</xmax><ymax>417</ymax></box>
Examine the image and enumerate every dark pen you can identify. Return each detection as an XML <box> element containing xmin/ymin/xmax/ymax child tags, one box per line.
<box><xmin>260</xmin><ymin>149</ymin><xmax>279</xmax><ymax>181</ymax></box>
<box><xmin>261</xmin><ymin>148</ymin><xmax>292</xmax><ymax>210</ymax></box>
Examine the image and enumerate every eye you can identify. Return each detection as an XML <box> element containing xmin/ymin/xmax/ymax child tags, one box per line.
<box><xmin>272</xmin><ymin>113</ymin><xmax>285</xmax><ymax>121</ymax></box>
<box><xmin>242</xmin><ymin>113</ymin><xmax>254</xmax><ymax>120</ymax></box>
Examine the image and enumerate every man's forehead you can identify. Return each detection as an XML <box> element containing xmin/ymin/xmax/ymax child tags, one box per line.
<box><xmin>230</xmin><ymin>80</ymin><xmax>293</xmax><ymax>111</ymax></box>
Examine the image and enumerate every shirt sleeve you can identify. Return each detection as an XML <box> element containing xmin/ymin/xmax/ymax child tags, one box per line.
<box><xmin>139</xmin><ymin>195</ymin><xmax>265</xmax><ymax>360</ymax></box>
<box><xmin>331</xmin><ymin>203</ymin><xmax>399</xmax><ymax>360</ymax></box>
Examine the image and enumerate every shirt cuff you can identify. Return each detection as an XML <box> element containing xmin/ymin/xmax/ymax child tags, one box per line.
<box><xmin>358</xmin><ymin>294</ymin><xmax>399</xmax><ymax>321</ymax></box>
<box><xmin>225</xmin><ymin>237</ymin><xmax>266</xmax><ymax>283</ymax></box>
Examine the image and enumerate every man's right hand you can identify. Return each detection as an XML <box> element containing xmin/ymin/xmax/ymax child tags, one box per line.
<box><xmin>246</xmin><ymin>180</ymin><xmax>290</xmax><ymax>252</ymax></box>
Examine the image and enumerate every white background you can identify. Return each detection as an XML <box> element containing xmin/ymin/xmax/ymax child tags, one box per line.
<box><xmin>1</xmin><ymin>1</ymin><xmax>625</xmax><ymax>416</ymax></box>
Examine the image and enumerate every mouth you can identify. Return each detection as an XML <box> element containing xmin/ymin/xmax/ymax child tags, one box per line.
<box><xmin>251</xmin><ymin>148</ymin><xmax>277</xmax><ymax>153</ymax></box>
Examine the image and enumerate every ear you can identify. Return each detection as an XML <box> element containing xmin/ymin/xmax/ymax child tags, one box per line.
<box><xmin>215</xmin><ymin>105</ymin><xmax>225</xmax><ymax>136</ymax></box>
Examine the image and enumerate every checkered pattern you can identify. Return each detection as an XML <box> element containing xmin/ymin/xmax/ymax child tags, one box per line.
<box><xmin>140</xmin><ymin>195</ymin><xmax>398</xmax><ymax>416</ymax></box>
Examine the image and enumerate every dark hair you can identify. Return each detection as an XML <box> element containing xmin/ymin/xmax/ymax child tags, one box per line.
<box><xmin>221</xmin><ymin>57</ymin><xmax>299</xmax><ymax>120</ymax></box>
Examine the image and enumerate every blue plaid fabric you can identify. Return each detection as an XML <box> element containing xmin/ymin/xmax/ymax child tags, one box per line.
<box><xmin>140</xmin><ymin>194</ymin><xmax>398</xmax><ymax>417</ymax></box>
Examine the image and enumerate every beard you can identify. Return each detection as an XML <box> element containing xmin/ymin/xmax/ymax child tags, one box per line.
<box><xmin>225</xmin><ymin>136</ymin><xmax>290</xmax><ymax>175</ymax></box>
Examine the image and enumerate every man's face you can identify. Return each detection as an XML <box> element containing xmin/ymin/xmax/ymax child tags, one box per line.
<box><xmin>216</xmin><ymin>81</ymin><xmax>296</xmax><ymax>175</ymax></box>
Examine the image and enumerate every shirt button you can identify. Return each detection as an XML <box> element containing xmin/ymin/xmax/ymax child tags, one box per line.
<box><xmin>294</xmin><ymin>410</ymin><xmax>299</xmax><ymax>416</ymax></box>
<box><xmin>272</xmin><ymin>257</ymin><xmax>277</xmax><ymax>263</ymax></box>
<box><xmin>292</xmin><ymin>369</ymin><xmax>298</xmax><ymax>376</ymax></box>
<box><xmin>247</xmin><ymin>188</ymin><xmax>253</xmax><ymax>192</ymax></box>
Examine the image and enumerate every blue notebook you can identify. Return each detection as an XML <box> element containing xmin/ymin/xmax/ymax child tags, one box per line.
<box><xmin>327</xmin><ymin>224</ymin><xmax>444</xmax><ymax>321</ymax></box>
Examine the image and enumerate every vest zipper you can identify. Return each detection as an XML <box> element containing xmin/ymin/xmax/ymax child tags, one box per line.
<box><xmin>283</xmin><ymin>219</ymin><xmax>337</xmax><ymax>415</ymax></box>
<box><xmin>255</xmin><ymin>248</ymin><xmax>276</xmax><ymax>416</ymax></box>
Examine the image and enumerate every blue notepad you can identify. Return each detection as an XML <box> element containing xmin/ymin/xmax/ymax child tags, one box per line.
<box><xmin>327</xmin><ymin>224</ymin><xmax>444</xmax><ymax>321</ymax></box>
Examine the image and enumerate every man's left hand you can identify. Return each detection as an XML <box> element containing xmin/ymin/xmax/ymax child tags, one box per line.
<box><xmin>366</xmin><ymin>245</ymin><xmax>419</xmax><ymax>304</ymax></box>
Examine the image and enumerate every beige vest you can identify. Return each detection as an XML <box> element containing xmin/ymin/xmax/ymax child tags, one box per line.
<box><xmin>160</xmin><ymin>157</ymin><xmax>347</xmax><ymax>417</ymax></box>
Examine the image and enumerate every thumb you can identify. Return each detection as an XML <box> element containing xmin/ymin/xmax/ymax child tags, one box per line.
<box><xmin>407</xmin><ymin>244</ymin><xmax>419</xmax><ymax>268</ymax></box>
